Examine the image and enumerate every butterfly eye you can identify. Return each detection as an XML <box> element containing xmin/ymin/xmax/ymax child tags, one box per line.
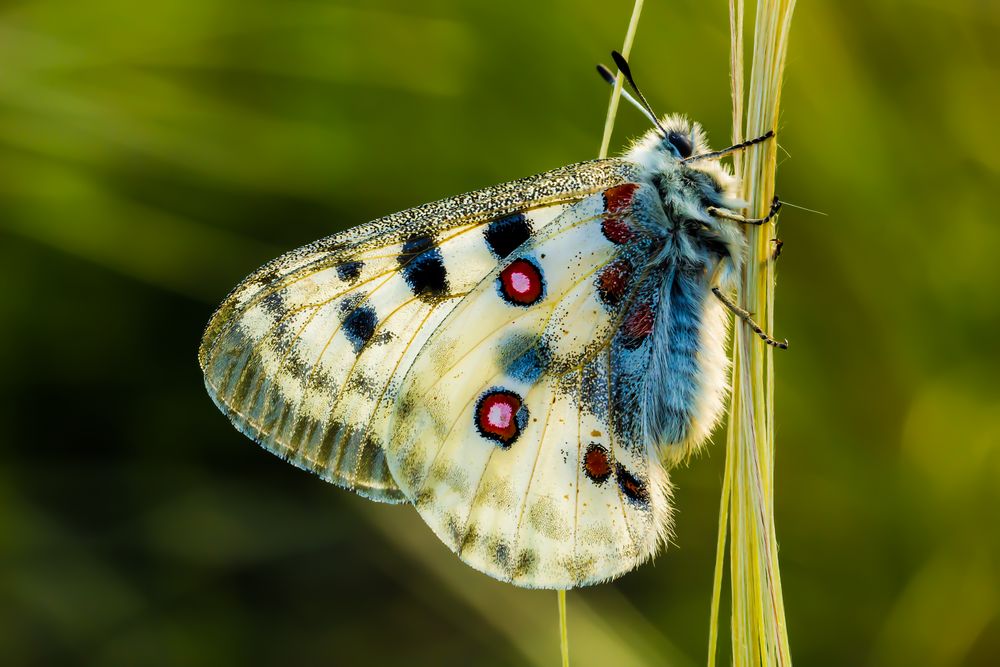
<box><xmin>667</xmin><ymin>131</ymin><xmax>693</xmax><ymax>158</ymax></box>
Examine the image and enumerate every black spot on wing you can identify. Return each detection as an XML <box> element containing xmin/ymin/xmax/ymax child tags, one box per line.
<box><xmin>493</xmin><ymin>540</ymin><xmax>511</xmax><ymax>570</ymax></box>
<box><xmin>398</xmin><ymin>234</ymin><xmax>448</xmax><ymax>300</ymax></box>
<box><xmin>342</xmin><ymin>304</ymin><xmax>378</xmax><ymax>353</ymax></box>
<box><xmin>484</xmin><ymin>212</ymin><xmax>532</xmax><ymax>258</ymax></box>
<box><xmin>337</xmin><ymin>260</ymin><xmax>363</xmax><ymax>283</ymax></box>
<box><xmin>261</xmin><ymin>291</ymin><xmax>284</xmax><ymax>315</ymax></box>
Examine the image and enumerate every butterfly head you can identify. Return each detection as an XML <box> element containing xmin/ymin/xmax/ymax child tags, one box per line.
<box><xmin>656</xmin><ymin>118</ymin><xmax>701</xmax><ymax>160</ymax></box>
<box><xmin>626</xmin><ymin>115</ymin><xmax>742</xmax><ymax>206</ymax></box>
<box><xmin>623</xmin><ymin>115</ymin><xmax>748</xmax><ymax>287</ymax></box>
<box><xmin>596</xmin><ymin>55</ymin><xmax>738</xmax><ymax>200</ymax></box>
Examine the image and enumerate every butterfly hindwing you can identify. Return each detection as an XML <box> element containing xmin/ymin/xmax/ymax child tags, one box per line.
<box><xmin>384</xmin><ymin>183</ymin><xmax>674</xmax><ymax>587</ymax></box>
<box><xmin>199</xmin><ymin>160</ymin><xmax>635</xmax><ymax>502</ymax></box>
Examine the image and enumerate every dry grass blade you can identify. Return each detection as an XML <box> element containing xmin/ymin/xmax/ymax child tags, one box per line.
<box><xmin>709</xmin><ymin>1</ymin><xmax>797</xmax><ymax>666</ymax></box>
<box><xmin>598</xmin><ymin>0</ymin><xmax>644</xmax><ymax>161</ymax></box>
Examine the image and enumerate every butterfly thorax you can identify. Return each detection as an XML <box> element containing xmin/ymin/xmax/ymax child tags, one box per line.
<box><xmin>630</xmin><ymin>166</ymin><xmax>743</xmax><ymax>281</ymax></box>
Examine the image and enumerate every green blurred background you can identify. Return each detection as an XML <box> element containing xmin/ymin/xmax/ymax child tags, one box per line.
<box><xmin>2</xmin><ymin>0</ymin><xmax>998</xmax><ymax>665</ymax></box>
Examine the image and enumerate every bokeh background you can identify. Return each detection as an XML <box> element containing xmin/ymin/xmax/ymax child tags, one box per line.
<box><xmin>2</xmin><ymin>0</ymin><xmax>998</xmax><ymax>665</ymax></box>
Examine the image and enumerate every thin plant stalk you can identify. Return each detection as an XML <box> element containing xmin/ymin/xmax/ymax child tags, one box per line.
<box><xmin>558</xmin><ymin>590</ymin><xmax>569</xmax><ymax>667</ymax></box>
<box><xmin>556</xmin><ymin>2</ymin><xmax>644</xmax><ymax>666</ymax></box>
<box><xmin>708</xmin><ymin>1</ymin><xmax>796</xmax><ymax>666</ymax></box>
<box><xmin>598</xmin><ymin>0</ymin><xmax>645</xmax><ymax>160</ymax></box>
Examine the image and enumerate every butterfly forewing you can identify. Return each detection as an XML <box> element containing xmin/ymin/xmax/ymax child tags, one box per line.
<box><xmin>199</xmin><ymin>160</ymin><xmax>635</xmax><ymax>503</ymax></box>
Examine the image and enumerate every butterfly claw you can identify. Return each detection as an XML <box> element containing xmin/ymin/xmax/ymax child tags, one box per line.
<box><xmin>770</xmin><ymin>238</ymin><xmax>784</xmax><ymax>261</ymax></box>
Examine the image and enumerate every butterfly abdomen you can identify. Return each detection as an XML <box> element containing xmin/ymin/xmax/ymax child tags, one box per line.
<box><xmin>642</xmin><ymin>262</ymin><xmax>731</xmax><ymax>460</ymax></box>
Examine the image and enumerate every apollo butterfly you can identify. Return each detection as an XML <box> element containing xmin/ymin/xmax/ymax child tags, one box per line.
<box><xmin>198</xmin><ymin>52</ymin><xmax>786</xmax><ymax>589</ymax></box>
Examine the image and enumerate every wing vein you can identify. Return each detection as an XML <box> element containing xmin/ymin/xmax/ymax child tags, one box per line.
<box><xmin>412</xmin><ymin>213</ymin><xmax>612</xmax><ymax>402</ymax></box>
<box><xmin>350</xmin><ymin>304</ymin><xmax>443</xmax><ymax>484</ymax></box>
<box><xmin>340</xmin><ymin>293</ymin><xmax>468</xmax><ymax>480</ymax></box>
<box><xmin>510</xmin><ymin>386</ymin><xmax>556</xmax><ymax>569</ymax></box>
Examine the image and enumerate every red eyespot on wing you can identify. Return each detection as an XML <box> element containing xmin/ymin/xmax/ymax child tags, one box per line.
<box><xmin>602</xmin><ymin>183</ymin><xmax>639</xmax><ymax>244</ymax></box>
<box><xmin>475</xmin><ymin>389</ymin><xmax>524</xmax><ymax>446</ymax></box>
<box><xmin>597</xmin><ymin>259</ymin><xmax>633</xmax><ymax>308</ymax></box>
<box><xmin>583</xmin><ymin>443</ymin><xmax>612</xmax><ymax>484</ymax></box>
<box><xmin>622</xmin><ymin>301</ymin><xmax>655</xmax><ymax>349</ymax></box>
<box><xmin>499</xmin><ymin>258</ymin><xmax>544</xmax><ymax>306</ymax></box>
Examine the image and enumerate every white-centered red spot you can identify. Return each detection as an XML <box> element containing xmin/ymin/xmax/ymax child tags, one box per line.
<box><xmin>601</xmin><ymin>183</ymin><xmax>639</xmax><ymax>244</ymax></box>
<box><xmin>487</xmin><ymin>402</ymin><xmax>513</xmax><ymax>429</ymax></box>
<box><xmin>499</xmin><ymin>258</ymin><xmax>543</xmax><ymax>305</ymax></box>
<box><xmin>475</xmin><ymin>389</ymin><xmax>524</xmax><ymax>446</ymax></box>
<box><xmin>510</xmin><ymin>271</ymin><xmax>532</xmax><ymax>294</ymax></box>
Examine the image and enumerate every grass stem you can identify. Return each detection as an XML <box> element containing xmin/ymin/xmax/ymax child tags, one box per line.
<box><xmin>558</xmin><ymin>589</ymin><xmax>569</xmax><ymax>667</ymax></box>
<box><xmin>598</xmin><ymin>0</ymin><xmax>644</xmax><ymax>160</ymax></box>
<box><xmin>708</xmin><ymin>1</ymin><xmax>796</xmax><ymax>665</ymax></box>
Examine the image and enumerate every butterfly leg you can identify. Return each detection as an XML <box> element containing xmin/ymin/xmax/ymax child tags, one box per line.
<box><xmin>770</xmin><ymin>238</ymin><xmax>784</xmax><ymax>261</ymax></box>
<box><xmin>711</xmin><ymin>287</ymin><xmax>789</xmax><ymax>349</ymax></box>
<box><xmin>707</xmin><ymin>196</ymin><xmax>782</xmax><ymax>226</ymax></box>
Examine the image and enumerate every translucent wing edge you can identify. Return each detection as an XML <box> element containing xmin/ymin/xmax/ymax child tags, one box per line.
<box><xmin>202</xmin><ymin>375</ymin><xmax>409</xmax><ymax>503</ymax></box>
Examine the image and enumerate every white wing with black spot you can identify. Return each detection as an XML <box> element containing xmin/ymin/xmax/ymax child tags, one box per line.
<box><xmin>199</xmin><ymin>160</ymin><xmax>636</xmax><ymax>502</ymax></box>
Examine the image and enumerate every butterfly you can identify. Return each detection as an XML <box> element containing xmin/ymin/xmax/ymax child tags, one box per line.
<box><xmin>198</xmin><ymin>52</ymin><xmax>785</xmax><ymax>589</ymax></box>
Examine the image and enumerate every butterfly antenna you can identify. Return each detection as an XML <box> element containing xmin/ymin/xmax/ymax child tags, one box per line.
<box><xmin>596</xmin><ymin>64</ymin><xmax>663</xmax><ymax>130</ymax></box>
<box><xmin>610</xmin><ymin>51</ymin><xmax>667</xmax><ymax>136</ymax></box>
<box><xmin>682</xmin><ymin>131</ymin><xmax>775</xmax><ymax>163</ymax></box>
